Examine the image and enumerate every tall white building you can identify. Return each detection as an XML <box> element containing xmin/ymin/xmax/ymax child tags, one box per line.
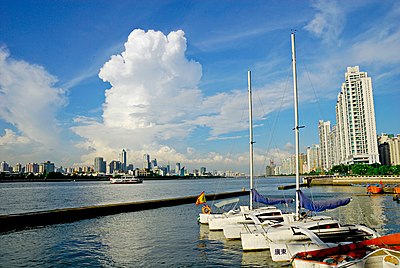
<box><xmin>336</xmin><ymin>66</ymin><xmax>379</xmax><ymax>164</ymax></box>
<box><xmin>378</xmin><ymin>134</ymin><xmax>400</xmax><ymax>165</ymax></box>
<box><xmin>318</xmin><ymin>120</ymin><xmax>331</xmax><ymax>171</ymax></box>
<box><xmin>389</xmin><ymin>135</ymin><xmax>400</xmax><ymax>165</ymax></box>
<box><xmin>306</xmin><ymin>144</ymin><xmax>321</xmax><ymax>172</ymax></box>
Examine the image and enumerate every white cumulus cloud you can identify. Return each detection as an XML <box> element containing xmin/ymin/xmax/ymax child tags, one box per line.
<box><xmin>72</xmin><ymin>29</ymin><xmax>304</xmax><ymax>170</ymax></box>
<box><xmin>72</xmin><ymin>29</ymin><xmax>205</xmax><ymax>166</ymax></box>
<box><xmin>0</xmin><ymin>48</ymin><xmax>67</xmax><ymax>147</ymax></box>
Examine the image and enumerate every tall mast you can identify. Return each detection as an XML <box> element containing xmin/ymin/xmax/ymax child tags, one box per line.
<box><xmin>248</xmin><ymin>70</ymin><xmax>254</xmax><ymax>210</ymax></box>
<box><xmin>291</xmin><ymin>32</ymin><xmax>300</xmax><ymax>220</ymax></box>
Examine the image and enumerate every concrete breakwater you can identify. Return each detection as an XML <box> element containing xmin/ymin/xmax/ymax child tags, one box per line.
<box><xmin>305</xmin><ymin>175</ymin><xmax>400</xmax><ymax>186</ymax></box>
<box><xmin>0</xmin><ymin>190</ymin><xmax>249</xmax><ymax>233</ymax></box>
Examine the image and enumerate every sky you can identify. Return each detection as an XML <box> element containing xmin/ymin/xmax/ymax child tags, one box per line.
<box><xmin>0</xmin><ymin>0</ymin><xmax>399</xmax><ymax>174</ymax></box>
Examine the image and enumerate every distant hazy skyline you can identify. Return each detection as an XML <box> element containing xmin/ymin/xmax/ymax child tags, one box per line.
<box><xmin>0</xmin><ymin>0</ymin><xmax>399</xmax><ymax>173</ymax></box>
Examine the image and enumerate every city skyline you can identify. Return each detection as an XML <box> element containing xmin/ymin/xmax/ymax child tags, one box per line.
<box><xmin>1</xmin><ymin>1</ymin><xmax>399</xmax><ymax>173</ymax></box>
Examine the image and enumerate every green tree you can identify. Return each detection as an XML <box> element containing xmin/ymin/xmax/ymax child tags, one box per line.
<box><xmin>331</xmin><ymin>164</ymin><xmax>349</xmax><ymax>175</ymax></box>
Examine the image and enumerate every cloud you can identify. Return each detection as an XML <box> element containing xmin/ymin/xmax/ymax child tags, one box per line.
<box><xmin>304</xmin><ymin>0</ymin><xmax>345</xmax><ymax>44</ymax></box>
<box><xmin>0</xmin><ymin>129</ymin><xmax>30</xmax><ymax>145</ymax></box>
<box><xmin>71</xmin><ymin>29</ymin><xmax>307</xmax><ymax>171</ymax></box>
<box><xmin>72</xmin><ymin>29</ymin><xmax>204</xmax><ymax>165</ymax></box>
<box><xmin>0</xmin><ymin>48</ymin><xmax>67</xmax><ymax>147</ymax></box>
<box><xmin>98</xmin><ymin>29</ymin><xmax>202</xmax><ymax>129</ymax></box>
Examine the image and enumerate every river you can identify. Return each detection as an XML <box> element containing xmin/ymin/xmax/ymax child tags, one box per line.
<box><xmin>0</xmin><ymin>177</ymin><xmax>399</xmax><ymax>267</ymax></box>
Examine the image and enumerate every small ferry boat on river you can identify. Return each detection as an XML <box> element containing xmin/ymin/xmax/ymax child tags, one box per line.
<box><xmin>110</xmin><ymin>174</ymin><xmax>143</xmax><ymax>184</ymax></box>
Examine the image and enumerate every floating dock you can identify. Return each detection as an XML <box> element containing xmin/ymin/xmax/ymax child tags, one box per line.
<box><xmin>0</xmin><ymin>190</ymin><xmax>249</xmax><ymax>233</ymax></box>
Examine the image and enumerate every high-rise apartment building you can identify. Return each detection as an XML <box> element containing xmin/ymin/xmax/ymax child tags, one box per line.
<box><xmin>306</xmin><ymin>144</ymin><xmax>321</xmax><ymax>172</ymax></box>
<box><xmin>318</xmin><ymin>120</ymin><xmax>331</xmax><ymax>170</ymax></box>
<box><xmin>26</xmin><ymin>163</ymin><xmax>39</xmax><ymax>173</ymax></box>
<box><xmin>389</xmin><ymin>135</ymin><xmax>400</xmax><ymax>165</ymax></box>
<box><xmin>0</xmin><ymin>161</ymin><xmax>9</xmax><ymax>172</ymax></box>
<box><xmin>14</xmin><ymin>163</ymin><xmax>23</xmax><ymax>173</ymax></box>
<box><xmin>335</xmin><ymin>66</ymin><xmax>379</xmax><ymax>164</ymax></box>
<box><xmin>378</xmin><ymin>134</ymin><xmax>400</xmax><ymax>165</ymax></box>
<box><xmin>40</xmin><ymin>161</ymin><xmax>55</xmax><ymax>173</ymax></box>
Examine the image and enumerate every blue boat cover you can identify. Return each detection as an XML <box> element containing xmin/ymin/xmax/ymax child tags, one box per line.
<box><xmin>298</xmin><ymin>190</ymin><xmax>351</xmax><ymax>212</ymax></box>
<box><xmin>252</xmin><ymin>189</ymin><xmax>293</xmax><ymax>205</ymax></box>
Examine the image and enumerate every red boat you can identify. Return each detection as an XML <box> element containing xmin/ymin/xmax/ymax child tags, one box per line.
<box><xmin>292</xmin><ymin>233</ymin><xmax>400</xmax><ymax>268</ymax></box>
<box><xmin>367</xmin><ymin>185</ymin><xmax>384</xmax><ymax>194</ymax></box>
<box><xmin>367</xmin><ymin>181</ymin><xmax>384</xmax><ymax>194</ymax></box>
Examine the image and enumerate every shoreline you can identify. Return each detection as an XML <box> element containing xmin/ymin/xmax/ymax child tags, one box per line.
<box><xmin>0</xmin><ymin>174</ymin><xmax>226</xmax><ymax>183</ymax></box>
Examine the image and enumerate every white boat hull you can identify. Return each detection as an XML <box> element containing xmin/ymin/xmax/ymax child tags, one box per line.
<box><xmin>241</xmin><ymin>229</ymin><xmax>270</xmax><ymax>251</ymax></box>
<box><xmin>223</xmin><ymin>221</ymin><xmax>254</xmax><ymax>239</ymax></box>
<box><xmin>270</xmin><ymin>242</ymin><xmax>331</xmax><ymax>262</ymax></box>
<box><xmin>199</xmin><ymin>213</ymin><xmax>214</xmax><ymax>224</ymax></box>
<box><xmin>209</xmin><ymin>214</ymin><xmax>244</xmax><ymax>231</ymax></box>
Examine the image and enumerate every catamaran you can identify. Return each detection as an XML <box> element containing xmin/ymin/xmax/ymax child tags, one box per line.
<box><xmin>240</xmin><ymin>32</ymin><xmax>380</xmax><ymax>260</ymax></box>
<box><xmin>201</xmin><ymin>71</ymin><xmax>293</xmax><ymax>231</ymax></box>
<box><xmin>292</xmin><ymin>233</ymin><xmax>400</xmax><ymax>268</ymax></box>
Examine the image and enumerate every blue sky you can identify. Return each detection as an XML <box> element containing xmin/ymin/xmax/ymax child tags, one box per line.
<box><xmin>0</xmin><ymin>0</ymin><xmax>399</xmax><ymax>174</ymax></box>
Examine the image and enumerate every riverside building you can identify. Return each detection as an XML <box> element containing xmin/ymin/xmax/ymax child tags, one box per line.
<box><xmin>94</xmin><ymin>157</ymin><xmax>106</xmax><ymax>173</ymax></box>
<box><xmin>318</xmin><ymin>120</ymin><xmax>331</xmax><ymax>170</ymax></box>
<box><xmin>336</xmin><ymin>66</ymin><xmax>379</xmax><ymax>165</ymax></box>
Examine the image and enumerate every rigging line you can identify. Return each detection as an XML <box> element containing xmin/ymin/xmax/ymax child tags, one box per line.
<box><xmin>302</xmin><ymin>55</ymin><xmax>326</xmax><ymax>121</ymax></box>
<box><xmin>265</xmin><ymin>63</ymin><xmax>293</xmax><ymax>201</ymax></box>
<box><xmin>213</xmin><ymin>80</ymin><xmax>247</xmax><ymax>201</ymax></box>
<box><xmin>209</xmin><ymin>86</ymin><xmax>248</xmax><ymax>205</ymax></box>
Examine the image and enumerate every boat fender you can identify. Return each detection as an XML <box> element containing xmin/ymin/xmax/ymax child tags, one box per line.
<box><xmin>202</xmin><ymin>205</ymin><xmax>211</xmax><ymax>214</ymax></box>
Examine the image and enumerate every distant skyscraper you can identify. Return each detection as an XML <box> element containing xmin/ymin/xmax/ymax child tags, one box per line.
<box><xmin>143</xmin><ymin>154</ymin><xmax>150</xmax><ymax>169</ymax></box>
<box><xmin>109</xmin><ymin>160</ymin><xmax>122</xmax><ymax>174</ymax></box>
<box><xmin>151</xmin><ymin>158</ymin><xmax>158</xmax><ymax>169</ymax></box>
<box><xmin>41</xmin><ymin>161</ymin><xmax>55</xmax><ymax>173</ymax></box>
<box><xmin>378</xmin><ymin>134</ymin><xmax>391</xmax><ymax>166</ymax></box>
<box><xmin>265</xmin><ymin>160</ymin><xmax>275</xmax><ymax>176</ymax></box>
<box><xmin>306</xmin><ymin>144</ymin><xmax>320</xmax><ymax>172</ymax></box>
<box><xmin>14</xmin><ymin>163</ymin><xmax>23</xmax><ymax>173</ymax></box>
<box><xmin>318</xmin><ymin>120</ymin><xmax>331</xmax><ymax>171</ymax></box>
<box><xmin>121</xmin><ymin>149</ymin><xmax>127</xmax><ymax>172</ymax></box>
<box><xmin>200</xmin><ymin>167</ymin><xmax>207</xmax><ymax>175</ymax></box>
<box><xmin>94</xmin><ymin>157</ymin><xmax>106</xmax><ymax>173</ymax></box>
<box><xmin>336</xmin><ymin>66</ymin><xmax>379</xmax><ymax>164</ymax></box>
<box><xmin>389</xmin><ymin>135</ymin><xmax>400</xmax><ymax>165</ymax></box>
<box><xmin>0</xmin><ymin>161</ymin><xmax>9</xmax><ymax>172</ymax></box>
<box><xmin>175</xmin><ymin>163</ymin><xmax>181</xmax><ymax>175</ymax></box>
<box><xmin>26</xmin><ymin>163</ymin><xmax>39</xmax><ymax>173</ymax></box>
<box><xmin>378</xmin><ymin>134</ymin><xmax>400</xmax><ymax>165</ymax></box>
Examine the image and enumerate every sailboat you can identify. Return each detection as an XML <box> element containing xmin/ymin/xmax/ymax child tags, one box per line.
<box><xmin>204</xmin><ymin>71</ymin><xmax>292</xmax><ymax>232</ymax></box>
<box><xmin>241</xmin><ymin>32</ymin><xmax>379</xmax><ymax>257</ymax></box>
<box><xmin>292</xmin><ymin>233</ymin><xmax>400</xmax><ymax>268</ymax></box>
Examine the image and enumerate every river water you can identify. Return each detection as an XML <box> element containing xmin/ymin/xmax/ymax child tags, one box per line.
<box><xmin>1</xmin><ymin>177</ymin><xmax>399</xmax><ymax>267</ymax></box>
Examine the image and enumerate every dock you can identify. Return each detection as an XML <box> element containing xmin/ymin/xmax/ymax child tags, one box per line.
<box><xmin>0</xmin><ymin>190</ymin><xmax>249</xmax><ymax>233</ymax></box>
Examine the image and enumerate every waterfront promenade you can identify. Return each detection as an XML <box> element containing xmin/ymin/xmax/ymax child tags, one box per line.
<box><xmin>305</xmin><ymin>175</ymin><xmax>400</xmax><ymax>186</ymax></box>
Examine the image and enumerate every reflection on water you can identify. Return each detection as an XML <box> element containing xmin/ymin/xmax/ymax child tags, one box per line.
<box><xmin>1</xmin><ymin>179</ymin><xmax>400</xmax><ymax>267</ymax></box>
